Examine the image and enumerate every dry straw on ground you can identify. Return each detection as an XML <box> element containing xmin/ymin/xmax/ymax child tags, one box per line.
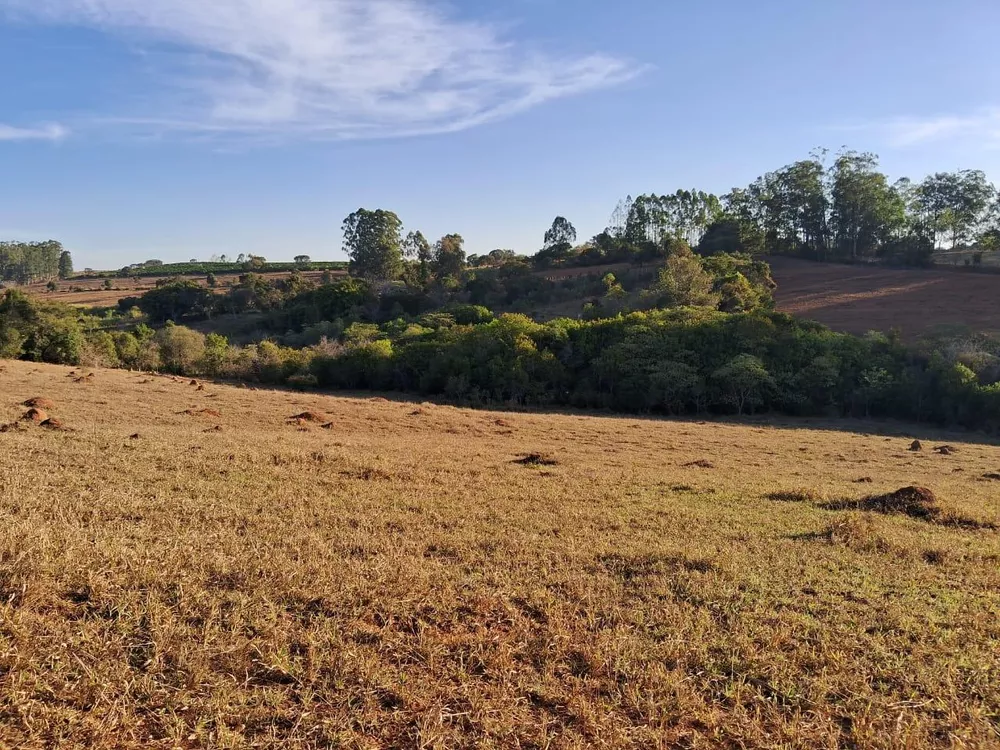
<box><xmin>1</xmin><ymin>360</ymin><xmax>999</xmax><ymax>748</ymax></box>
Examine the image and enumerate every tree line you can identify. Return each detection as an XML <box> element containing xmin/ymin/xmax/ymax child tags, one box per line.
<box><xmin>4</xmin><ymin>285</ymin><xmax>1000</xmax><ymax>433</ymax></box>
<box><xmin>112</xmin><ymin>240</ymin><xmax>774</xmax><ymax>331</ymax></box>
<box><xmin>719</xmin><ymin>153</ymin><xmax>998</xmax><ymax>264</ymax></box>
<box><xmin>0</xmin><ymin>241</ymin><xmax>72</xmax><ymax>283</ymax></box>
<box><xmin>585</xmin><ymin>155</ymin><xmax>999</xmax><ymax>267</ymax></box>
<box><xmin>337</xmin><ymin>157</ymin><xmax>1000</xmax><ymax>286</ymax></box>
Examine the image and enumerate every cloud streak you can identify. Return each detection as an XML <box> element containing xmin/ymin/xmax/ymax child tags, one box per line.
<box><xmin>863</xmin><ymin>108</ymin><xmax>1000</xmax><ymax>148</ymax></box>
<box><xmin>0</xmin><ymin>123</ymin><xmax>68</xmax><ymax>142</ymax></box>
<box><xmin>5</xmin><ymin>0</ymin><xmax>643</xmax><ymax>141</ymax></box>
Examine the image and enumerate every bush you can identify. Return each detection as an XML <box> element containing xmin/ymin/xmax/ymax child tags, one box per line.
<box><xmin>200</xmin><ymin>333</ymin><xmax>230</xmax><ymax>376</ymax></box>
<box><xmin>0</xmin><ymin>325</ymin><xmax>26</xmax><ymax>359</ymax></box>
<box><xmin>26</xmin><ymin>316</ymin><xmax>85</xmax><ymax>365</ymax></box>
<box><xmin>711</xmin><ymin>354</ymin><xmax>774</xmax><ymax>415</ymax></box>
<box><xmin>137</xmin><ymin>281</ymin><xmax>216</xmax><ymax>323</ymax></box>
<box><xmin>155</xmin><ymin>324</ymin><xmax>206</xmax><ymax>373</ymax></box>
<box><xmin>82</xmin><ymin>331</ymin><xmax>120</xmax><ymax>368</ymax></box>
<box><xmin>643</xmin><ymin>251</ymin><xmax>719</xmax><ymax>309</ymax></box>
<box><xmin>442</xmin><ymin>304</ymin><xmax>494</xmax><ymax>326</ymax></box>
<box><xmin>716</xmin><ymin>272</ymin><xmax>762</xmax><ymax>313</ymax></box>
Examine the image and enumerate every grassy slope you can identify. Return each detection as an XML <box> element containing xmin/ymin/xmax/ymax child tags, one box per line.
<box><xmin>1</xmin><ymin>360</ymin><xmax>999</xmax><ymax>748</ymax></box>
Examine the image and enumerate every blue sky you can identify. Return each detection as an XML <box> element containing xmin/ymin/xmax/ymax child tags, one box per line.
<box><xmin>2</xmin><ymin>0</ymin><xmax>999</xmax><ymax>269</ymax></box>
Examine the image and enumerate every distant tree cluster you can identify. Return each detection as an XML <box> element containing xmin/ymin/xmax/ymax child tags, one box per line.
<box><xmin>716</xmin><ymin>152</ymin><xmax>999</xmax><ymax>265</ymax></box>
<box><xmin>0</xmin><ymin>241</ymin><xmax>71</xmax><ymax>283</ymax></box>
<box><xmin>342</xmin><ymin>208</ymin><xmax>473</xmax><ymax>290</ymax></box>
<box><xmin>103</xmin><ymin>259</ymin><xmax>344</xmax><ymax>280</ymax></box>
<box><xmin>516</xmin><ymin>152</ymin><xmax>1000</xmax><ymax>270</ymax></box>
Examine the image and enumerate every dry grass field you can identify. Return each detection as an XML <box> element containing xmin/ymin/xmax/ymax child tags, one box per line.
<box><xmin>1</xmin><ymin>360</ymin><xmax>1000</xmax><ymax>748</ymax></box>
<box><xmin>769</xmin><ymin>257</ymin><xmax>1000</xmax><ymax>340</ymax></box>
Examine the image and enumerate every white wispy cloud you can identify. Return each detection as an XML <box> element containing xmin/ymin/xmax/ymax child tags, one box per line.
<box><xmin>0</xmin><ymin>123</ymin><xmax>68</xmax><ymax>142</ymax></box>
<box><xmin>862</xmin><ymin>108</ymin><xmax>1000</xmax><ymax>148</ymax></box>
<box><xmin>4</xmin><ymin>0</ymin><xmax>643</xmax><ymax>141</ymax></box>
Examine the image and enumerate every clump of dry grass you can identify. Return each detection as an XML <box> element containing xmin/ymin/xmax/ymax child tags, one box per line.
<box><xmin>766</xmin><ymin>488</ymin><xmax>825</xmax><ymax>503</ymax></box>
<box><xmin>811</xmin><ymin>515</ymin><xmax>900</xmax><ymax>555</ymax></box>
<box><xmin>861</xmin><ymin>485</ymin><xmax>940</xmax><ymax>518</ymax></box>
<box><xmin>287</xmin><ymin>411</ymin><xmax>326</xmax><ymax>423</ymax></box>
<box><xmin>513</xmin><ymin>452</ymin><xmax>558</xmax><ymax>466</ymax></box>
<box><xmin>1</xmin><ymin>360</ymin><xmax>999</xmax><ymax>749</ymax></box>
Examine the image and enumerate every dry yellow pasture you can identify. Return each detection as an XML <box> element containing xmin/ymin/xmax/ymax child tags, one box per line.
<box><xmin>1</xmin><ymin>360</ymin><xmax>999</xmax><ymax>749</ymax></box>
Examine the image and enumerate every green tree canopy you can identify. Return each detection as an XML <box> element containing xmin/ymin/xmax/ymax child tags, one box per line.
<box><xmin>58</xmin><ymin>250</ymin><xmax>74</xmax><ymax>279</ymax></box>
<box><xmin>433</xmin><ymin>234</ymin><xmax>467</xmax><ymax>281</ymax></box>
<box><xmin>343</xmin><ymin>209</ymin><xmax>404</xmax><ymax>282</ymax></box>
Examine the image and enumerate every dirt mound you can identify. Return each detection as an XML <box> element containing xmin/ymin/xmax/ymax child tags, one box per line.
<box><xmin>23</xmin><ymin>397</ymin><xmax>55</xmax><ymax>410</ymax></box>
<box><xmin>320</xmin><ymin>423</ymin><xmax>334</xmax><ymax>430</ymax></box>
<box><xmin>934</xmin><ymin>445</ymin><xmax>957</xmax><ymax>455</ymax></box>
<box><xmin>288</xmin><ymin>412</ymin><xmax>326</xmax><ymax>423</ymax></box>
<box><xmin>683</xmin><ymin>459</ymin><xmax>715</xmax><ymax>469</ymax></box>
<box><xmin>514</xmin><ymin>453</ymin><xmax>558</xmax><ymax>467</ymax></box>
<box><xmin>854</xmin><ymin>477</ymin><xmax>874</xmax><ymax>484</ymax></box>
<box><xmin>189</xmin><ymin>379</ymin><xmax>199</xmax><ymax>386</ymax></box>
<box><xmin>179</xmin><ymin>408</ymin><xmax>222</xmax><ymax>418</ymax></box>
<box><xmin>983</xmin><ymin>472</ymin><xmax>1000</xmax><ymax>481</ymax></box>
<box><xmin>860</xmin><ymin>487</ymin><xmax>939</xmax><ymax>519</ymax></box>
<box><xmin>40</xmin><ymin>418</ymin><xmax>68</xmax><ymax>431</ymax></box>
<box><xmin>0</xmin><ymin>422</ymin><xmax>27</xmax><ymax>433</ymax></box>
<box><xmin>908</xmin><ymin>440</ymin><xmax>922</xmax><ymax>452</ymax></box>
<box><xmin>73</xmin><ymin>374</ymin><xmax>95</xmax><ymax>383</ymax></box>
<box><xmin>21</xmin><ymin>408</ymin><xmax>48</xmax><ymax>423</ymax></box>
<box><xmin>204</xmin><ymin>426</ymin><xmax>224</xmax><ymax>433</ymax></box>
<box><xmin>129</xmin><ymin>433</ymin><xmax>141</xmax><ymax>440</ymax></box>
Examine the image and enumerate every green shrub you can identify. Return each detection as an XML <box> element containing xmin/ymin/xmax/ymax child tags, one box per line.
<box><xmin>200</xmin><ymin>333</ymin><xmax>230</xmax><ymax>376</ymax></box>
<box><xmin>83</xmin><ymin>331</ymin><xmax>120</xmax><ymax>368</ymax></box>
<box><xmin>155</xmin><ymin>324</ymin><xmax>206</xmax><ymax>374</ymax></box>
<box><xmin>443</xmin><ymin>304</ymin><xmax>494</xmax><ymax>326</ymax></box>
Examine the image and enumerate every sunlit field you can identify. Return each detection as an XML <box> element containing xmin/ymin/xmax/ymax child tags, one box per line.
<box><xmin>1</xmin><ymin>360</ymin><xmax>999</xmax><ymax>748</ymax></box>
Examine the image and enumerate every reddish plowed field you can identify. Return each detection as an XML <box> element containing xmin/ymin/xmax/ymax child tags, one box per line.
<box><xmin>769</xmin><ymin>257</ymin><xmax>1000</xmax><ymax>339</ymax></box>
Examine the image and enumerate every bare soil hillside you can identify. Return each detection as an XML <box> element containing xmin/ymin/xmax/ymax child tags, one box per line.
<box><xmin>770</xmin><ymin>256</ymin><xmax>1000</xmax><ymax>339</ymax></box>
